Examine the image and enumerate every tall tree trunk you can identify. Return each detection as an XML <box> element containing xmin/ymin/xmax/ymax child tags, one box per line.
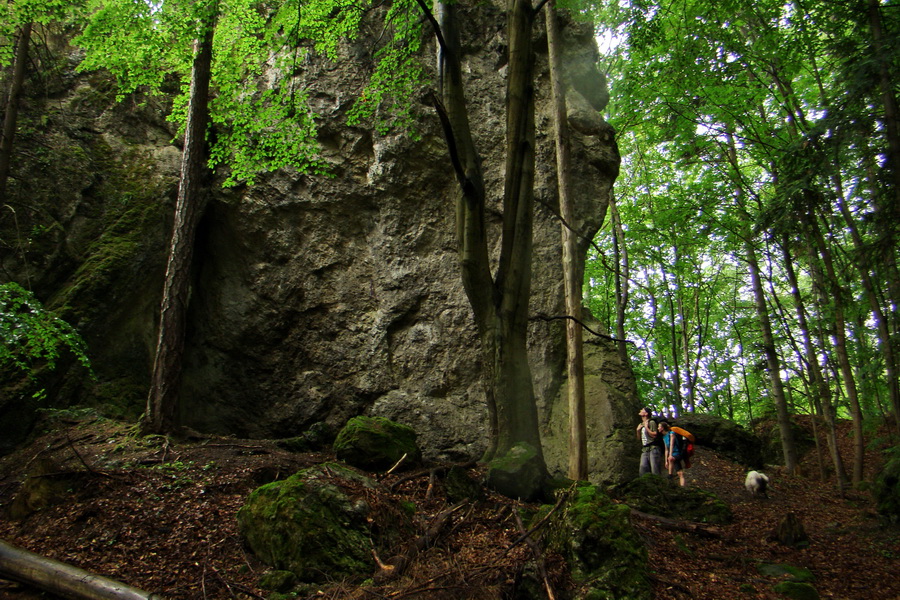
<box><xmin>782</xmin><ymin>235</ymin><xmax>848</xmax><ymax>490</ymax></box>
<box><xmin>806</xmin><ymin>211</ymin><xmax>865</xmax><ymax>484</ymax></box>
<box><xmin>723</xmin><ymin>129</ymin><xmax>796</xmax><ymax>471</ymax></box>
<box><xmin>545</xmin><ymin>2</ymin><xmax>586</xmax><ymax>480</ymax></box>
<box><xmin>144</xmin><ymin>14</ymin><xmax>216</xmax><ymax>435</ymax></box>
<box><xmin>610</xmin><ymin>197</ymin><xmax>630</xmax><ymax>363</ymax></box>
<box><xmin>834</xmin><ymin>179</ymin><xmax>900</xmax><ymax>439</ymax></box>
<box><xmin>431</xmin><ymin>0</ymin><xmax>546</xmax><ymax>472</ymax></box>
<box><xmin>867</xmin><ymin>0</ymin><xmax>900</xmax><ymax>212</ymax></box>
<box><xmin>746</xmin><ymin>239</ymin><xmax>799</xmax><ymax>474</ymax></box>
<box><xmin>865</xmin><ymin>1</ymin><xmax>900</xmax><ymax>381</ymax></box>
<box><xmin>0</xmin><ymin>22</ymin><xmax>32</xmax><ymax>203</ymax></box>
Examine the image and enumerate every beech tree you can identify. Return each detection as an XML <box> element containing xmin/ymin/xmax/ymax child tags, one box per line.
<box><xmin>426</xmin><ymin>0</ymin><xmax>546</xmax><ymax>472</ymax></box>
<box><xmin>587</xmin><ymin>0</ymin><xmax>900</xmax><ymax>480</ymax></box>
<box><xmin>546</xmin><ymin>0</ymin><xmax>588</xmax><ymax>480</ymax></box>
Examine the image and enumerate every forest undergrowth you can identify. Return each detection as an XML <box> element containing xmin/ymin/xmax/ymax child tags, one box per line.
<box><xmin>0</xmin><ymin>414</ymin><xmax>898</xmax><ymax>600</ymax></box>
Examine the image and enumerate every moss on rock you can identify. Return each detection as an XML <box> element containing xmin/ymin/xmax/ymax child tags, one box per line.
<box><xmin>541</xmin><ymin>484</ymin><xmax>650</xmax><ymax>600</ymax></box>
<box><xmin>333</xmin><ymin>416</ymin><xmax>422</xmax><ymax>471</ymax></box>
<box><xmin>773</xmin><ymin>581</ymin><xmax>820</xmax><ymax>600</ymax></box>
<box><xmin>236</xmin><ymin>463</ymin><xmax>377</xmax><ymax>583</ymax></box>
<box><xmin>486</xmin><ymin>442</ymin><xmax>547</xmax><ymax>501</ymax></box>
<box><xmin>612</xmin><ymin>474</ymin><xmax>733</xmax><ymax>524</ymax></box>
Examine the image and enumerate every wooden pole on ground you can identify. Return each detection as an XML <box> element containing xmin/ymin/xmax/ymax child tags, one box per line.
<box><xmin>0</xmin><ymin>539</ymin><xmax>164</xmax><ymax>600</ymax></box>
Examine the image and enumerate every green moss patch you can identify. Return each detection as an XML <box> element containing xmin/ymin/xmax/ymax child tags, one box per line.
<box><xmin>333</xmin><ymin>416</ymin><xmax>422</xmax><ymax>471</ymax></box>
<box><xmin>612</xmin><ymin>474</ymin><xmax>733</xmax><ymax>524</ymax></box>
<box><xmin>541</xmin><ymin>484</ymin><xmax>650</xmax><ymax>600</ymax></box>
<box><xmin>874</xmin><ymin>447</ymin><xmax>900</xmax><ymax>521</ymax></box>
<box><xmin>237</xmin><ymin>463</ymin><xmax>377</xmax><ymax>583</ymax></box>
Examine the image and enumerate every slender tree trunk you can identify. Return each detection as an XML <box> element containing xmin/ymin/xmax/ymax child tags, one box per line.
<box><xmin>834</xmin><ymin>179</ymin><xmax>900</xmax><ymax>439</ymax></box>
<box><xmin>864</xmin><ymin>5</ymin><xmax>900</xmax><ymax>383</ymax></box>
<box><xmin>0</xmin><ymin>22</ymin><xmax>32</xmax><ymax>203</ymax></box>
<box><xmin>867</xmin><ymin>0</ymin><xmax>900</xmax><ymax>212</ymax></box>
<box><xmin>806</xmin><ymin>212</ymin><xmax>865</xmax><ymax>484</ymax></box>
<box><xmin>782</xmin><ymin>235</ymin><xmax>848</xmax><ymax>490</ymax></box>
<box><xmin>746</xmin><ymin>240</ymin><xmax>799</xmax><ymax>473</ymax></box>
<box><xmin>722</xmin><ymin>128</ymin><xmax>796</xmax><ymax>471</ymax></box>
<box><xmin>144</xmin><ymin>14</ymin><xmax>216</xmax><ymax>435</ymax></box>
<box><xmin>545</xmin><ymin>2</ymin><xmax>586</xmax><ymax>480</ymax></box>
<box><xmin>611</xmin><ymin>197</ymin><xmax>630</xmax><ymax>364</ymax></box>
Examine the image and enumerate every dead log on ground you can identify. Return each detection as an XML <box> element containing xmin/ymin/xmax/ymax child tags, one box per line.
<box><xmin>513</xmin><ymin>511</ymin><xmax>556</xmax><ymax>600</ymax></box>
<box><xmin>0</xmin><ymin>538</ymin><xmax>164</xmax><ymax>600</ymax></box>
<box><xmin>373</xmin><ymin>502</ymin><xmax>466</xmax><ymax>583</ymax></box>
<box><xmin>630</xmin><ymin>509</ymin><xmax>723</xmax><ymax>538</ymax></box>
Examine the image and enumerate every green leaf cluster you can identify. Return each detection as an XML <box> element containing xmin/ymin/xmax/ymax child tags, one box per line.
<box><xmin>0</xmin><ymin>0</ymin><xmax>86</xmax><ymax>67</ymax></box>
<box><xmin>0</xmin><ymin>282</ymin><xmax>92</xmax><ymax>378</ymax></box>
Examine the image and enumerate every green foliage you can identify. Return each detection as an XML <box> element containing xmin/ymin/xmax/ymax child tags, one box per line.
<box><xmin>586</xmin><ymin>0</ymin><xmax>900</xmax><ymax>425</ymax></box>
<box><xmin>0</xmin><ymin>282</ymin><xmax>92</xmax><ymax>380</ymax></box>
<box><xmin>0</xmin><ymin>0</ymin><xmax>85</xmax><ymax>67</ymax></box>
<box><xmin>75</xmin><ymin>0</ymin><xmax>331</xmax><ymax>187</ymax></box>
<box><xmin>346</xmin><ymin>0</ymin><xmax>428</xmax><ymax>136</ymax></box>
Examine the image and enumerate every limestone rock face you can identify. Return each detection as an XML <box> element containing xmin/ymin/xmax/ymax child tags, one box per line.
<box><xmin>1</xmin><ymin>5</ymin><xmax>636</xmax><ymax>483</ymax></box>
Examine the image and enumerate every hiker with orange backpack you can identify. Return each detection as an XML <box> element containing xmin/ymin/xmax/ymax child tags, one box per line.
<box><xmin>658</xmin><ymin>420</ymin><xmax>692</xmax><ymax>487</ymax></box>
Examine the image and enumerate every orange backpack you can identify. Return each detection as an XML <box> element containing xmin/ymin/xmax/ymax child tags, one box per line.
<box><xmin>670</xmin><ymin>426</ymin><xmax>695</xmax><ymax>467</ymax></box>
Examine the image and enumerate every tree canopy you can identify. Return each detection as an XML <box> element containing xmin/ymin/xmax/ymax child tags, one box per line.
<box><xmin>587</xmin><ymin>0</ymin><xmax>900</xmax><ymax>477</ymax></box>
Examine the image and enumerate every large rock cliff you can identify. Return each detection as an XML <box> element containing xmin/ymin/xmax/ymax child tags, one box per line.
<box><xmin>0</xmin><ymin>5</ymin><xmax>638</xmax><ymax>482</ymax></box>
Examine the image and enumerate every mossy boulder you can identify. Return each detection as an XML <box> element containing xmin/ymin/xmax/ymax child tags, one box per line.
<box><xmin>874</xmin><ymin>448</ymin><xmax>900</xmax><ymax>521</ymax></box>
<box><xmin>611</xmin><ymin>474</ymin><xmax>733</xmax><ymax>524</ymax></box>
<box><xmin>541</xmin><ymin>484</ymin><xmax>650</xmax><ymax>600</ymax></box>
<box><xmin>486</xmin><ymin>442</ymin><xmax>547</xmax><ymax>501</ymax></box>
<box><xmin>672</xmin><ymin>413</ymin><xmax>764</xmax><ymax>468</ymax></box>
<box><xmin>333</xmin><ymin>416</ymin><xmax>422</xmax><ymax>471</ymax></box>
<box><xmin>7</xmin><ymin>458</ymin><xmax>91</xmax><ymax>520</ymax></box>
<box><xmin>236</xmin><ymin>463</ymin><xmax>379</xmax><ymax>583</ymax></box>
<box><xmin>275</xmin><ymin>422</ymin><xmax>335</xmax><ymax>453</ymax></box>
<box><xmin>757</xmin><ymin>563</ymin><xmax>815</xmax><ymax>583</ymax></box>
<box><xmin>752</xmin><ymin>417</ymin><xmax>816</xmax><ymax>466</ymax></box>
<box><xmin>258</xmin><ymin>570</ymin><xmax>297</xmax><ymax>593</ymax></box>
<box><xmin>773</xmin><ymin>581</ymin><xmax>820</xmax><ymax>600</ymax></box>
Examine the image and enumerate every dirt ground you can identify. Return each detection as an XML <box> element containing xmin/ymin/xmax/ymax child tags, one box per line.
<box><xmin>0</xmin><ymin>414</ymin><xmax>898</xmax><ymax>600</ymax></box>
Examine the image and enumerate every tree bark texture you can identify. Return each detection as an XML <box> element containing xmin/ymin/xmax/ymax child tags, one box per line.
<box><xmin>782</xmin><ymin>236</ymin><xmax>848</xmax><ymax>490</ymax></box>
<box><xmin>0</xmin><ymin>22</ymin><xmax>32</xmax><ymax>203</ymax></box>
<box><xmin>144</xmin><ymin>15</ymin><xmax>216</xmax><ymax>434</ymax></box>
<box><xmin>746</xmin><ymin>240</ymin><xmax>798</xmax><ymax>474</ymax></box>
<box><xmin>431</xmin><ymin>0</ymin><xmax>545</xmax><ymax>468</ymax></box>
<box><xmin>834</xmin><ymin>182</ymin><xmax>900</xmax><ymax>439</ymax></box>
<box><xmin>545</xmin><ymin>2</ymin><xmax>587</xmax><ymax>481</ymax></box>
<box><xmin>0</xmin><ymin>539</ymin><xmax>163</xmax><ymax>600</ymax></box>
<box><xmin>807</xmin><ymin>213</ymin><xmax>865</xmax><ymax>484</ymax></box>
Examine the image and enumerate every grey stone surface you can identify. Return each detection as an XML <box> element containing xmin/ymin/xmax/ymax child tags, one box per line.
<box><xmin>1</xmin><ymin>5</ymin><xmax>636</xmax><ymax>484</ymax></box>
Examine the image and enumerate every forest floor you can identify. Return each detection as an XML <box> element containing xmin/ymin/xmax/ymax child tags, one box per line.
<box><xmin>0</xmin><ymin>413</ymin><xmax>898</xmax><ymax>600</ymax></box>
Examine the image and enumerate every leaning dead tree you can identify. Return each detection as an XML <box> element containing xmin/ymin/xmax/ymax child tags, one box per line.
<box><xmin>0</xmin><ymin>539</ymin><xmax>164</xmax><ymax>600</ymax></box>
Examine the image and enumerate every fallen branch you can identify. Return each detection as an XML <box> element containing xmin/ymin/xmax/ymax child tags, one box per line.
<box><xmin>629</xmin><ymin>509</ymin><xmax>723</xmax><ymax>538</ymax></box>
<box><xmin>387</xmin><ymin>461</ymin><xmax>477</xmax><ymax>492</ymax></box>
<box><xmin>514</xmin><ymin>511</ymin><xmax>556</xmax><ymax>600</ymax></box>
<box><xmin>648</xmin><ymin>572</ymin><xmax>694</xmax><ymax>596</ymax></box>
<box><xmin>373</xmin><ymin>502</ymin><xmax>466</xmax><ymax>583</ymax></box>
<box><xmin>66</xmin><ymin>429</ymin><xmax>115</xmax><ymax>479</ymax></box>
<box><xmin>0</xmin><ymin>538</ymin><xmax>165</xmax><ymax>599</ymax></box>
<box><xmin>503</xmin><ymin>491</ymin><xmax>570</xmax><ymax>556</ymax></box>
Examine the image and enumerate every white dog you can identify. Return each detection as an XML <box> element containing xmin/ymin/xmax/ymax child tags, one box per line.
<box><xmin>745</xmin><ymin>470</ymin><xmax>769</xmax><ymax>497</ymax></box>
